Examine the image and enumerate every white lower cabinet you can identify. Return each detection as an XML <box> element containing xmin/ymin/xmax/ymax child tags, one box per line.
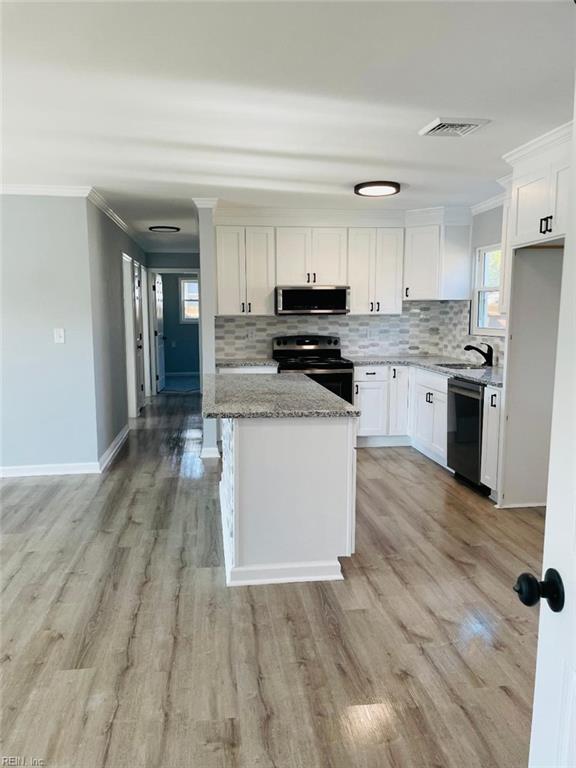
<box><xmin>481</xmin><ymin>386</ymin><xmax>501</xmax><ymax>490</ymax></box>
<box><xmin>389</xmin><ymin>366</ymin><xmax>410</xmax><ymax>435</ymax></box>
<box><xmin>412</xmin><ymin>371</ymin><xmax>448</xmax><ymax>464</ymax></box>
<box><xmin>355</xmin><ymin>380</ymin><xmax>389</xmax><ymax>437</ymax></box>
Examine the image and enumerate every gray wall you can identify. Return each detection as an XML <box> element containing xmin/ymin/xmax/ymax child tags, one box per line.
<box><xmin>1</xmin><ymin>196</ymin><xmax>98</xmax><ymax>466</ymax></box>
<box><xmin>146</xmin><ymin>252</ymin><xmax>199</xmax><ymax>270</ymax></box>
<box><xmin>161</xmin><ymin>274</ymin><xmax>200</xmax><ymax>374</ymax></box>
<box><xmin>86</xmin><ymin>201</ymin><xmax>146</xmax><ymax>456</ymax></box>
<box><xmin>471</xmin><ymin>205</ymin><xmax>503</xmax><ymax>249</ymax></box>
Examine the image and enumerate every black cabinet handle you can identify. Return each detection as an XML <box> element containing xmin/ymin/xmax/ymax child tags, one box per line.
<box><xmin>248</xmin><ymin>302</ymin><xmax>252</xmax><ymax>313</ymax></box>
<box><xmin>425</xmin><ymin>392</ymin><xmax>429</xmax><ymax>403</ymax></box>
<box><xmin>313</xmin><ymin>272</ymin><xmax>317</xmax><ymax>283</ymax></box>
<box><xmin>392</xmin><ymin>368</ymin><xmax>397</xmax><ymax>379</ymax></box>
<box><xmin>514</xmin><ymin>568</ymin><xmax>564</xmax><ymax>613</ymax></box>
<box><xmin>376</xmin><ymin>301</ymin><xmax>380</xmax><ymax>312</ymax></box>
<box><xmin>405</xmin><ymin>287</ymin><xmax>409</xmax><ymax>298</ymax></box>
<box><xmin>306</xmin><ymin>273</ymin><xmax>310</xmax><ymax>283</ymax></box>
<box><xmin>355</xmin><ymin>384</ymin><xmax>359</xmax><ymax>395</ymax></box>
<box><xmin>370</xmin><ymin>301</ymin><xmax>374</xmax><ymax>312</ymax></box>
<box><xmin>365</xmin><ymin>372</ymin><xmax>376</xmax><ymax>376</ymax></box>
<box><xmin>490</xmin><ymin>393</ymin><xmax>497</xmax><ymax>408</ymax></box>
<box><xmin>241</xmin><ymin>302</ymin><xmax>245</xmax><ymax>312</ymax></box>
<box><xmin>539</xmin><ymin>217</ymin><xmax>546</xmax><ymax>235</ymax></box>
<box><xmin>547</xmin><ymin>215</ymin><xmax>553</xmax><ymax>234</ymax></box>
<box><xmin>429</xmin><ymin>392</ymin><xmax>434</xmax><ymax>404</ymax></box>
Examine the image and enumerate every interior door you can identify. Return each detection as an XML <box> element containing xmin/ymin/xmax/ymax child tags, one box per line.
<box><xmin>133</xmin><ymin>262</ymin><xmax>145</xmax><ymax>411</ymax></box>
<box><xmin>311</xmin><ymin>227</ymin><xmax>347</xmax><ymax>284</ymax></box>
<box><xmin>374</xmin><ymin>228</ymin><xmax>404</xmax><ymax>314</ymax></box>
<box><xmin>154</xmin><ymin>274</ymin><xmax>165</xmax><ymax>392</ymax></box>
<box><xmin>276</xmin><ymin>227</ymin><xmax>311</xmax><ymax>285</ymax></box>
<box><xmin>347</xmin><ymin>228</ymin><xmax>375</xmax><ymax>315</ymax></box>
<box><xmin>528</xmin><ymin>122</ymin><xmax>575</xmax><ymax>767</ymax></box>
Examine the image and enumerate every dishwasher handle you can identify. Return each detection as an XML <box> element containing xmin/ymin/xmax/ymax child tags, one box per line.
<box><xmin>448</xmin><ymin>378</ymin><xmax>484</xmax><ymax>400</ymax></box>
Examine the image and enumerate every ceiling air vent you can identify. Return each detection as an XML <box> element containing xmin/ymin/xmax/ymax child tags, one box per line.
<box><xmin>419</xmin><ymin>117</ymin><xmax>490</xmax><ymax>137</ymax></box>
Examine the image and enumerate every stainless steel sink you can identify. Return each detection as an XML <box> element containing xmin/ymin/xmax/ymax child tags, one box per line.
<box><xmin>438</xmin><ymin>363</ymin><xmax>487</xmax><ymax>370</ymax></box>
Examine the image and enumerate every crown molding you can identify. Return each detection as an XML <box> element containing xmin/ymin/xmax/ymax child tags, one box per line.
<box><xmin>470</xmin><ymin>192</ymin><xmax>507</xmax><ymax>216</ymax></box>
<box><xmin>215</xmin><ymin>206</ymin><xmax>406</xmax><ymax>227</ymax></box>
<box><xmin>1</xmin><ymin>184</ymin><xmax>92</xmax><ymax>197</ymax></box>
<box><xmin>404</xmin><ymin>206</ymin><xmax>471</xmax><ymax>227</ymax></box>
<box><xmin>87</xmin><ymin>188</ymin><xmax>138</xmax><ymax>241</ymax></box>
<box><xmin>502</xmin><ymin>122</ymin><xmax>573</xmax><ymax>166</ymax></box>
<box><xmin>192</xmin><ymin>197</ymin><xmax>219</xmax><ymax>210</ymax></box>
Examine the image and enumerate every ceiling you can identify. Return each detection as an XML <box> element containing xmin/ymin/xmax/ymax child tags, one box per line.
<box><xmin>3</xmin><ymin>2</ymin><xmax>574</xmax><ymax>252</ymax></box>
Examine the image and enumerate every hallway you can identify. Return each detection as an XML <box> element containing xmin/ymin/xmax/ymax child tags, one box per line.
<box><xmin>1</xmin><ymin>395</ymin><xmax>543</xmax><ymax>767</ymax></box>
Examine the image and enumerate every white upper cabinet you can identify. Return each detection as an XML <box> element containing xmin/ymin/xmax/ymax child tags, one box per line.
<box><xmin>311</xmin><ymin>228</ymin><xmax>348</xmax><ymax>284</ymax></box>
<box><xmin>216</xmin><ymin>226</ymin><xmax>275</xmax><ymax>315</ymax></box>
<box><xmin>505</xmin><ymin>127</ymin><xmax>572</xmax><ymax>246</ymax></box>
<box><xmin>275</xmin><ymin>227</ymin><xmax>311</xmax><ymax>285</ymax></box>
<box><xmin>348</xmin><ymin>227</ymin><xmax>403</xmax><ymax>314</ymax></box>
<box><xmin>276</xmin><ymin>227</ymin><xmax>347</xmax><ymax>286</ymax></box>
<box><xmin>217</xmin><ymin>226</ymin><xmax>246</xmax><ymax>315</ymax></box>
<box><xmin>404</xmin><ymin>225</ymin><xmax>440</xmax><ymax>300</ymax></box>
<box><xmin>245</xmin><ymin>227</ymin><xmax>275</xmax><ymax>315</ymax></box>
<box><xmin>404</xmin><ymin>223</ymin><xmax>471</xmax><ymax>301</ymax></box>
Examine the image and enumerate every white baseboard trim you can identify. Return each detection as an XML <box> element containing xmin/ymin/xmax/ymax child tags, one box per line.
<box><xmin>357</xmin><ymin>435</ymin><xmax>411</xmax><ymax>448</ymax></box>
<box><xmin>226</xmin><ymin>560</ymin><xmax>343</xmax><ymax>587</ymax></box>
<box><xmin>0</xmin><ymin>462</ymin><xmax>101</xmax><ymax>478</ymax></box>
<box><xmin>496</xmin><ymin>502</ymin><xmax>547</xmax><ymax>509</ymax></box>
<box><xmin>200</xmin><ymin>445</ymin><xmax>221</xmax><ymax>459</ymax></box>
<box><xmin>99</xmin><ymin>425</ymin><xmax>130</xmax><ymax>472</ymax></box>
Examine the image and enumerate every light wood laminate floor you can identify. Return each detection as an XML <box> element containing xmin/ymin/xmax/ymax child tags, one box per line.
<box><xmin>1</xmin><ymin>395</ymin><xmax>544</xmax><ymax>768</ymax></box>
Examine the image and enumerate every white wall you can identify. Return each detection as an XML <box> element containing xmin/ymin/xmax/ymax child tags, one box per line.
<box><xmin>1</xmin><ymin>196</ymin><xmax>98</xmax><ymax>468</ymax></box>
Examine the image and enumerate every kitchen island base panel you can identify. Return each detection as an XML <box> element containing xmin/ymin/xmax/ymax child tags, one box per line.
<box><xmin>219</xmin><ymin>416</ymin><xmax>356</xmax><ymax>586</ymax></box>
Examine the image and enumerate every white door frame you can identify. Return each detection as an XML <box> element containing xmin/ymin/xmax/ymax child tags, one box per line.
<box><xmin>122</xmin><ymin>254</ymin><xmax>139</xmax><ymax>418</ymax></box>
<box><xmin>145</xmin><ymin>267</ymin><xmax>200</xmax><ymax>395</ymax></box>
<box><xmin>140</xmin><ymin>266</ymin><xmax>153</xmax><ymax>397</ymax></box>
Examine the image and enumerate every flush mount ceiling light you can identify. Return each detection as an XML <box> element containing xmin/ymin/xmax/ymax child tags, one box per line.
<box><xmin>354</xmin><ymin>181</ymin><xmax>401</xmax><ymax>197</ymax></box>
<box><xmin>148</xmin><ymin>225</ymin><xmax>181</xmax><ymax>233</ymax></box>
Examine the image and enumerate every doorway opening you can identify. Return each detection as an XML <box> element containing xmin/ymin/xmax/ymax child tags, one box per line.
<box><xmin>148</xmin><ymin>269</ymin><xmax>200</xmax><ymax>394</ymax></box>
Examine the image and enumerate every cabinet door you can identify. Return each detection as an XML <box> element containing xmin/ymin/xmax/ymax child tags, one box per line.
<box><xmin>414</xmin><ymin>384</ymin><xmax>434</xmax><ymax>447</ymax></box>
<box><xmin>216</xmin><ymin>226</ymin><xmax>246</xmax><ymax>315</ymax></box>
<box><xmin>431</xmin><ymin>390</ymin><xmax>447</xmax><ymax>463</ymax></box>
<box><xmin>510</xmin><ymin>167</ymin><xmax>549</xmax><ymax>245</ymax></box>
<box><xmin>311</xmin><ymin>228</ymin><xmax>347</xmax><ymax>284</ymax></box>
<box><xmin>245</xmin><ymin>227</ymin><xmax>276</xmax><ymax>315</ymax></box>
<box><xmin>348</xmin><ymin>228</ymin><xmax>376</xmax><ymax>314</ymax></box>
<box><xmin>276</xmin><ymin>227</ymin><xmax>311</xmax><ymax>285</ymax></box>
<box><xmin>389</xmin><ymin>366</ymin><xmax>410</xmax><ymax>436</ymax></box>
<box><xmin>404</xmin><ymin>226</ymin><xmax>440</xmax><ymax>300</ymax></box>
<box><xmin>355</xmin><ymin>381</ymin><xmax>388</xmax><ymax>437</ymax></box>
<box><xmin>549</xmin><ymin>160</ymin><xmax>571</xmax><ymax>238</ymax></box>
<box><xmin>374</xmin><ymin>228</ymin><xmax>403</xmax><ymax>314</ymax></box>
<box><xmin>481</xmin><ymin>386</ymin><xmax>501</xmax><ymax>489</ymax></box>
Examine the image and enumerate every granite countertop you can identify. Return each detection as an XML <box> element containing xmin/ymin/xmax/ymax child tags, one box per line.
<box><xmin>217</xmin><ymin>358</ymin><xmax>278</xmax><ymax>368</ymax></box>
<box><xmin>349</xmin><ymin>355</ymin><xmax>505</xmax><ymax>388</ymax></box>
<box><xmin>202</xmin><ymin>373</ymin><xmax>360</xmax><ymax>419</ymax></box>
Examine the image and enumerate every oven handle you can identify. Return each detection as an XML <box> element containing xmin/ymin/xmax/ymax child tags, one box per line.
<box><xmin>279</xmin><ymin>368</ymin><xmax>353</xmax><ymax>375</ymax></box>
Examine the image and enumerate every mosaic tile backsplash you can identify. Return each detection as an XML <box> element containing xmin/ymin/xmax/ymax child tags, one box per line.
<box><xmin>215</xmin><ymin>301</ymin><xmax>505</xmax><ymax>363</ymax></box>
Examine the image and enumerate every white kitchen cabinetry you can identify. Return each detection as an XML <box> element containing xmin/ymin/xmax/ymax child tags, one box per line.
<box><xmin>354</xmin><ymin>366</ymin><xmax>388</xmax><ymax>437</ymax></box>
<box><xmin>216</xmin><ymin>226</ymin><xmax>275</xmax><ymax>315</ymax></box>
<box><xmin>411</xmin><ymin>370</ymin><xmax>448</xmax><ymax>464</ymax></box>
<box><xmin>404</xmin><ymin>224</ymin><xmax>471</xmax><ymax>301</ymax></box>
<box><xmin>481</xmin><ymin>386</ymin><xmax>501</xmax><ymax>490</ymax></box>
<box><xmin>506</xmin><ymin>130</ymin><xmax>571</xmax><ymax>246</ymax></box>
<box><xmin>348</xmin><ymin>228</ymin><xmax>403</xmax><ymax>314</ymax></box>
<box><xmin>388</xmin><ymin>365</ymin><xmax>410</xmax><ymax>435</ymax></box>
<box><xmin>276</xmin><ymin>227</ymin><xmax>347</xmax><ymax>286</ymax></box>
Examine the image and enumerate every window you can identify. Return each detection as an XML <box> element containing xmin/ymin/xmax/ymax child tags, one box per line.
<box><xmin>179</xmin><ymin>276</ymin><xmax>199</xmax><ymax>323</ymax></box>
<box><xmin>472</xmin><ymin>245</ymin><xmax>506</xmax><ymax>336</ymax></box>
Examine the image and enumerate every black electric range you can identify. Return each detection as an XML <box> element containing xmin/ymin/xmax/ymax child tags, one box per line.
<box><xmin>272</xmin><ymin>335</ymin><xmax>354</xmax><ymax>404</ymax></box>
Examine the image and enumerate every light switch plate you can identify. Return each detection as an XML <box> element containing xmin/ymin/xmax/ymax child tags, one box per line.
<box><xmin>53</xmin><ymin>328</ymin><xmax>66</xmax><ymax>344</ymax></box>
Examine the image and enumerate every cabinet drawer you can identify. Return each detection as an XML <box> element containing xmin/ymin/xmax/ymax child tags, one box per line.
<box><xmin>414</xmin><ymin>368</ymin><xmax>449</xmax><ymax>394</ymax></box>
<box><xmin>354</xmin><ymin>366</ymin><xmax>389</xmax><ymax>382</ymax></box>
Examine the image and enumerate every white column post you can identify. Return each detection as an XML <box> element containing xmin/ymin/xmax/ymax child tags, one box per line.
<box><xmin>192</xmin><ymin>197</ymin><xmax>220</xmax><ymax>458</ymax></box>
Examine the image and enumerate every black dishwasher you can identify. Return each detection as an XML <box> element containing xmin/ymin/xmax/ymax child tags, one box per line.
<box><xmin>447</xmin><ymin>377</ymin><xmax>487</xmax><ymax>489</ymax></box>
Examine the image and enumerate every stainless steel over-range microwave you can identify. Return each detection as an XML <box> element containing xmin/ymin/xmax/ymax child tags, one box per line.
<box><xmin>275</xmin><ymin>286</ymin><xmax>350</xmax><ymax>315</ymax></box>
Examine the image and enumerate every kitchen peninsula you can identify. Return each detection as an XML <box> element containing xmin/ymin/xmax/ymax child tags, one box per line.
<box><xmin>203</xmin><ymin>373</ymin><xmax>359</xmax><ymax>586</ymax></box>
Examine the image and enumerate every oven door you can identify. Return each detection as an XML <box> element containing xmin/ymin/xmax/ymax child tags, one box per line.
<box><xmin>282</xmin><ymin>368</ymin><xmax>354</xmax><ymax>404</ymax></box>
